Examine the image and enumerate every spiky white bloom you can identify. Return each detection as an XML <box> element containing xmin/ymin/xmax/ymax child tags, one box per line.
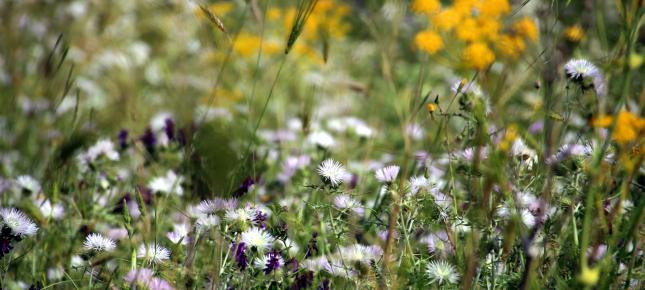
<box><xmin>564</xmin><ymin>59</ymin><xmax>606</xmax><ymax>96</ymax></box>
<box><xmin>375</xmin><ymin>165</ymin><xmax>400</xmax><ymax>183</ymax></box>
<box><xmin>196</xmin><ymin>198</ymin><xmax>238</xmax><ymax>215</ymax></box>
<box><xmin>148</xmin><ymin>170</ymin><xmax>184</xmax><ymax>196</ymax></box>
<box><xmin>240</xmin><ymin>227</ymin><xmax>274</xmax><ymax>251</ymax></box>
<box><xmin>521</xmin><ymin>209</ymin><xmax>537</xmax><ymax>228</ymax></box>
<box><xmin>333</xmin><ymin>194</ymin><xmax>364</xmax><ymax>216</ymax></box>
<box><xmin>224</xmin><ymin>207</ymin><xmax>255</xmax><ymax>224</ymax></box>
<box><xmin>83</xmin><ymin>233</ymin><xmax>116</xmax><ymax>252</ymax></box>
<box><xmin>275</xmin><ymin>239</ymin><xmax>300</xmax><ymax>257</ymax></box>
<box><xmin>511</xmin><ymin>138</ymin><xmax>538</xmax><ymax>170</ymax></box>
<box><xmin>137</xmin><ymin>243</ymin><xmax>170</xmax><ymax>264</ymax></box>
<box><xmin>337</xmin><ymin>244</ymin><xmax>383</xmax><ymax>265</ymax></box>
<box><xmin>451</xmin><ymin>79</ymin><xmax>483</xmax><ymax>96</ymax></box>
<box><xmin>0</xmin><ymin>208</ymin><xmax>38</xmax><ymax>236</ymax></box>
<box><xmin>15</xmin><ymin>175</ymin><xmax>41</xmax><ymax>193</ymax></box>
<box><xmin>34</xmin><ymin>199</ymin><xmax>64</xmax><ymax>220</ymax></box>
<box><xmin>307</xmin><ymin>131</ymin><xmax>335</xmax><ymax>149</ymax></box>
<box><xmin>408</xmin><ymin>175</ymin><xmax>431</xmax><ymax>195</ymax></box>
<box><xmin>406</xmin><ymin>123</ymin><xmax>424</xmax><ymax>141</ymax></box>
<box><xmin>323</xmin><ymin>257</ymin><xmax>356</xmax><ymax>278</ymax></box>
<box><xmin>196</xmin><ymin>214</ymin><xmax>220</xmax><ymax>232</ymax></box>
<box><xmin>166</xmin><ymin>223</ymin><xmax>190</xmax><ymax>245</ymax></box>
<box><xmin>317</xmin><ymin>159</ymin><xmax>349</xmax><ymax>187</ymax></box>
<box><xmin>426</xmin><ymin>260</ymin><xmax>460</xmax><ymax>285</ymax></box>
<box><xmin>85</xmin><ymin>139</ymin><xmax>119</xmax><ymax>162</ymax></box>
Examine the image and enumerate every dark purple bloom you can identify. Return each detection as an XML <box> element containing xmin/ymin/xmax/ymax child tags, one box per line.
<box><xmin>1</xmin><ymin>226</ymin><xmax>15</xmax><ymax>258</ymax></box>
<box><xmin>264</xmin><ymin>251</ymin><xmax>282</xmax><ymax>274</ymax></box>
<box><xmin>234</xmin><ymin>242</ymin><xmax>248</xmax><ymax>270</ymax></box>
<box><xmin>254</xmin><ymin>211</ymin><xmax>267</xmax><ymax>229</ymax></box>
<box><xmin>118</xmin><ymin>129</ymin><xmax>129</xmax><ymax>149</ymax></box>
<box><xmin>232</xmin><ymin>176</ymin><xmax>255</xmax><ymax>197</ymax></box>
<box><xmin>291</xmin><ymin>270</ymin><xmax>314</xmax><ymax>290</ymax></box>
<box><xmin>164</xmin><ymin>118</ymin><xmax>175</xmax><ymax>141</ymax></box>
<box><xmin>140</xmin><ymin>128</ymin><xmax>156</xmax><ymax>154</ymax></box>
<box><xmin>318</xmin><ymin>279</ymin><xmax>330</xmax><ymax>290</ymax></box>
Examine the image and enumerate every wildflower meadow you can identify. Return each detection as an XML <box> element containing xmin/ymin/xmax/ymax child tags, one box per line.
<box><xmin>1</xmin><ymin>0</ymin><xmax>644</xmax><ymax>289</ymax></box>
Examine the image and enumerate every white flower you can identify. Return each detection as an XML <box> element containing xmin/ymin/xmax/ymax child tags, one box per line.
<box><xmin>406</xmin><ymin>123</ymin><xmax>424</xmax><ymax>141</ymax></box>
<box><xmin>564</xmin><ymin>59</ymin><xmax>606</xmax><ymax>96</ymax></box>
<box><xmin>0</xmin><ymin>208</ymin><xmax>38</xmax><ymax>237</ymax></box>
<box><xmin>333</xmin><ymin>194</ymin><xmax>364</xmax><ymax>216</ymax></box>
<box><xmin>511</xmin><ymin>138</ymin><xmax>538</xmax><ymax>170</ymax></box>
<box><xmin>86</xmin><ymin>139</ymin><xmax>119</xmax><ymax>162</ymax></box>
<box><xmin>197</xmin><ymin>198</ymin><xmax>238</xmax><ymax>215</ymax></box>
<box><xmin>224</xmin><ymin>208</ymin><xmax>254</xmax><ymax>224</ymax></box>
<box><xmin>307</xmin><ymin>131</ymin><xmax>336</xmax><ymax>149</ymax></box>
<box><xmin>137</xmin><ymin>243</ymin><xmax>170</xmax><ymax>264</ymax></box>
<box><xmin>34</xmin><ymin>199</ymin><xmax>64</xmax><ymax>220</ymax></box>
<box><xmin>83</xmin><ymin>233</ymin><xmax>116</xmax><ymax>252</ymax></box>
<box><xmin>408</xmin><ymin>176</ymin><xmax>430</xmax><ymax>195</ymax></box>
<box><xmin>426</xmin><ymin>260</ymin><xmax>460</xmax><ymax>285</ymax></box>
<box><xmin>196</xmin><ymin>214</ymin><xmax>220</xmax><ymax>232</ymax></box>
<box><xmin>317</xmin><ymin>159</ymin><xmax>349</xmax><ymax>187</ymax></box>
<box><xmin>240</xmin><ymin>227</ymin><xmax>274</xmax><ymax>251</ymax></box>
<box><xmin>337</xmin><ymin>244</ymin><xmax>383</xmax><ymax>265</ymax></box>
<box><xmin>15</xmin><ymin>175</ymin><xmax>41</xmax><ymax>193</ymax></box>
<box><xmin>148</xmin><ymin>170</ymin><xmax>184</xmax><ymax>196</ymax></box>
<box><xmin>375</xmin><ymin>165</ymin><xmax>400</xmax><ymax>183</ymax></box>
<box><xmin>275</xmin><ymin>239</ymin><xmax>300</xmax><ymax>257</ymax></box>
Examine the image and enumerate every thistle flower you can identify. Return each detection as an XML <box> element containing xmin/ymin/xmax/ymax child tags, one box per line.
<box><xmin>337</xmin><ymin>244</ymin><xmax>383</xmax><ymax>265</ymax></box>
<box><xmin>148</xmin><ymin>170</ymin><xmax>184</xmax><ymax>196</ymax></box>
<box><xmin>233</xmin><ymin>242</ymin><xmax>248</xmax><ymax>270</ymax></box>
<box><xmin>0</xmin><ymin>208</ymin><xmax>38</xmax><ymax>237</ymax></box>
<box><xmin>137</xmin><ymin>243</ymin><xmax>170</xmax><ymax>264</ymax></box>
<box><xmin>85</xmin><ymin>139</ymin><xmax>120</xmax><ymax>162</ymax></box>
<box><xmin>564</xmin><ymin>59</ymin><xmax>606</xmax><ymax>96</ymax></box>
<box><xmin>374</xmin><ymin>165</ymin><xmax>400</xmax><ymax>183</ymax></box>
<box><xmin>333</xmin><ymin>194</ymin><xmax>364</xmax><ymax>216</ymax></box>
<box><xmin>196</xmin><ymin>214</ymin><xmax>220</xmax><ymax>232</ymax></box>
<box><xmin>408</xmin><ymin>175</ymin><xmax>430</xmax><ymax>195</ymax></box>
<box><xmin>317</xmin><ymin>159</ymin><xmax>349</xmax><ymax>187</ymax></box>
<box><xmin>15</xmin><ymin>175</ymin><xmax>41</xmax><ymax>194</ymax></box>
<box><xmin>307</xmin><ymin>131</ymin><xmax>336</xmax><ymax>149</ymax></box>
<box><xmin>224</xmin><ymin>207</ymin><xmax>255</xmax><ymax>224</ymax></box>
<box><xmin>34</xmin><ymin>199</ymin><xmax>64</xmax><ymax>220</ymax></box>
<box><xmin>83</xmin><ymin>233</ymin><xmax>116</xmax><ymax>252</ymax></box>
<box><xmin>426</xmin><ymin>260</ymin><xmax>460</xmax><ymax>285</ymax></box>
<box><xmin>197</xmin><ymin>198</ymin><xmax>238</xmax><ymax>214</ymax></box>
<box><xmin>254</xmin><ymin>251</ymin><xmax>284</xmax><ymax>274</ymax></box>
<box><xmin>240</xmin><ymin>227</ymin><xmax>274</xmax><ymax>251</ymax></box>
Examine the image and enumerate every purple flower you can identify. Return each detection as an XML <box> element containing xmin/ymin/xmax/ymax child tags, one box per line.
<box><xmin>233</xmin><ymin>242</ymin><xmax>248</xmax><ymax>270</ymax></box>
<box><xmin>291</xmin><ymin>270</ymin><xmax>314</xmax><ymax>290</ymax></box>
<box><xmin>140</xmin><ymin>128</ymin><xmax>157</xmax><ymax>154</ymax></box>
<box><xmin>264</xmin><ymin>251</ymin><xmax>283</xmax><ymax>274</ymax></box>
<box><xmin>254</xmin><ymin>211</ymin><xmax>267</xmax><ymax>229</ymax></box>
<box><xmin>164</xmin><ymin>118</ymin><xmax>175</xmax><ymax>141</ymax></box>
<box><xmin>118</xmin><ymin>129</ymin><xmax>129</xmax><ymax>149</ymax></box>
<box><xmin>232</xmin><ymin>176</ymin><xmax>255</xmax><ymax>197</ymax></box>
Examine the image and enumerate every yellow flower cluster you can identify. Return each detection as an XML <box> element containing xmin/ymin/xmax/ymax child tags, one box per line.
<box><xmin>412</xmin><ymin>0</ymin><xmax>539</xmax><ymax>70</ymax></box>
<box><xmin>592</xmin><ymin>111</ymin><xmax>645</xmax><ymax>145</ymax></box>
<box><xmin>564</xmin><ymin>25</ymin><xmax>585</xmax><ymax>42</ymax></box>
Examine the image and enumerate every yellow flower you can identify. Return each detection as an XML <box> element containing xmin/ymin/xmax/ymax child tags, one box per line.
<box><xmin>432</xmin><ymin>8</ymin><xmax>462</xmax><ymax>31</ymax></box>
<box><xmin>456</xmin><ymin>18</ymin><xmax>481</xmax><ymax>42</ymax></box>
<box><xmin>411</xmin><ymin>0</ymin><xmax>441</xmax><ymax>14</ymax></box>
<box><xmin>462</xmin><ymin>42</ymin><xmax>495</xmax><ymax>70</ymax></box>
<box><xmin>427</xmin><ymin>103</ymin><xmax>438</xmax><ymax>113</ymax></box>
<box><xmin>513</xmin><ymin>17</ymin><xmax>539</xmax><ymax>43</ymax></box>
<box><xmin>592</xmin><ymin>111</ymin><xmax>645</xmax><ymax>145</ymax></box>
<box><xmin>415</xmin><ymin>30</ymin><xmax>444</xmax><ymax>54</ymax></box>
<box><xmin>496</xmin><ymin>34</ymin><xmax>526</xmax><ymax>59</ymax></box>
<box><xmin>499</xmin><ymin>124</ymin><xmax>518</xmax><ymax>152</ymax></box>
<box><xmin>564</xmin><ymin>25</ymin><xmax>585</xmax><ymax>42</ymax></box>
<box><xmin>479</xmin><ymin>0</ymin><xmax>511</xmax><ymax>17</ymax></box>
<box><xmin>267</xmin><ymin>8</ymin><xmax>282</xmax><ymax>21</ymax></box>
<box><xmin>578</xmin><ymin>266</ymin><xmax>599</xmax><ymax>286</ymax></box>
<box><xmin>209</xmin><ymin>2</ymin><xmax>234</xmax><ymax>15</ymax></box>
